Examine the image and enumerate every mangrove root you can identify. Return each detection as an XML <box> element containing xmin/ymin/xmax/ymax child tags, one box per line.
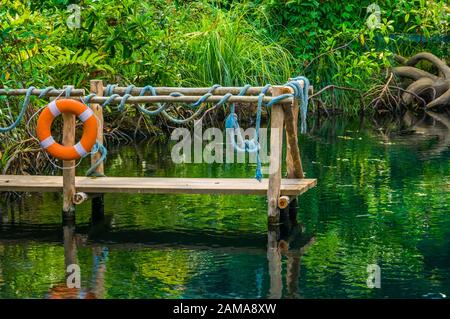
<box><xmin>391</xmin><ymin>52</ymin><xmax>450</xmax><ymax>109</ymax></box>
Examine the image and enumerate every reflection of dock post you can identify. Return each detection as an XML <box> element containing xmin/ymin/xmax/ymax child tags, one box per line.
<box><xmin>63</xmin><ymin>219</ymin><xmax>78</xmax><ymax>278</ymax></box>
<box><xmin>90</xmin><ymin>79</ymin><xmax>105</xmax><ymax>222</ymax></box>
<box><xmin>267</xmin><ymin>222</ymin><xmax>315</xmax><ymax>299</ymax></box>
<box><xmin>267</xmin><ymin>229</ymin><xmax>282</xmax><ymax>299</ymax></box>
<box><xmin>91</xmin><ymin>247</ymin><xmax>107</xmax><ymax>299</ymax></box>
<box><xmin>286</xmin><ymin>253</ymin><xmax>300</xmax><ymax>298</ymax></box>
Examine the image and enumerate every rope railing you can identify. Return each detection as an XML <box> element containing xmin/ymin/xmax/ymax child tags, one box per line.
<box><xmin>0</xmin><ymin>77</ymin><xmax>310</xmax><ymax>180</ymax></box>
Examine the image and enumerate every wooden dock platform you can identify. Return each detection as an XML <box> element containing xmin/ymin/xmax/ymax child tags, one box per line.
<box><xmin>0</xmin><ymin>175</ymin><xmax>316</xmax><ymax>196</ymax></box>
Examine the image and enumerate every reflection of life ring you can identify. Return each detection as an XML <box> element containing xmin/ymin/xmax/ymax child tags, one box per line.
<box><xmin>37</xmin><ymin>99</ymin><xmax>98</xmax><ymax>161</ymax></box>
<box><xmin>46</xmin><ymin>285</ymin><xmax>97</xmax><ymax>299</ymax></box>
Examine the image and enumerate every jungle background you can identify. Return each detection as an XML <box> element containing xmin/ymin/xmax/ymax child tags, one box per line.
<box><xmin>1</xmin><ymin>0</ymin><xmax>448</xmax><ymax>110</ymax></box>
<box><xmin>0</xmin><ymin>0</ymin><xmax>448</xmax><ymax>171</ymax></box>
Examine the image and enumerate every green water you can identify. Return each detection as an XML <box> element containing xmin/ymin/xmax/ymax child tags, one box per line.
<box><xmin>0</xmin><ymin>113</ymin><xmax>449</xmax><ymax>299</ymax></box>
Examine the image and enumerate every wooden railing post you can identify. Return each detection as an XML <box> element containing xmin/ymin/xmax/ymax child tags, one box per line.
<box><xmin>62</xmin><ymin>85</ymin><xmax>76</xmax><ymax>220</ymax></box>
<box><xmin>90</xmin><ymin>79</ymin><xmax>105</xmax><ymax>222</ymax></box>
<box><xmin>90</xmin><ymin>80</ymin><xmax>105</xmax><ymax>175</ymax></box>
<box><xmin>284</xmin><ymin>79</ymin><xmax>304</xmax><ymax>179</ymax></box>
<box><xmin>267</xmin><ymin>86</ymin><xmax>286</xmax><ymax>224</ymax></box>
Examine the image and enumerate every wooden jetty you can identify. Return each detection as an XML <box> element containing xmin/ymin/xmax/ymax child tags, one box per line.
<box><xmin>0</xmin><ymin>79</ymin><xmax>316</xmax><ymax>224</ymax></box>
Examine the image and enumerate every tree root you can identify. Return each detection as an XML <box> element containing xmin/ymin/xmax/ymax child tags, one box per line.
<box><xmin>390</xmin><ymin>52</ymin><xmax>450</xmax><ymax>109</ymax></box>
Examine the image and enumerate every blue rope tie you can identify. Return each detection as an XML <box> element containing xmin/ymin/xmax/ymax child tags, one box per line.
<box><xmin>85</xmin><ymin>142</ymin><xmax>108</xmax><ymax>177</ymax></box>
<box><xmin>286</xmin><ymin>76</ymin><xmax>310</xmax><ymax>133</ymax></box>
<box><xmin>226</xmin><ymin>84</ymin><xmax>271</xmax><ymax>181</ymax></box>
<box><xmin>38</xmin><ymin>87</ymin><xmax>55</xmax><ymax>98</ymax></box>
<box><xmin>64</xmin><ymin>86</ymin><xmax>73</xmax><ymax>98</ymax></box>
<box><xmin>0</xmin><ymin>86</ymin><xmax>35</xmax><ymax>133</ymax></box>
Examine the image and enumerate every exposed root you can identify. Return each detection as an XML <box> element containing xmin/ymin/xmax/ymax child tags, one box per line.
<box><xmin>389</xmin><ymin>52</ymin><xmax>450</xmax><ymax>109</ymax></box>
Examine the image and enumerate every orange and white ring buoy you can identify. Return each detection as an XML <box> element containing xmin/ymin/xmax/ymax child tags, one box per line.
<box><xmin>36</xmin><ymin>99</ymin><xmax>98</xmax><ymax>161</ymax></box>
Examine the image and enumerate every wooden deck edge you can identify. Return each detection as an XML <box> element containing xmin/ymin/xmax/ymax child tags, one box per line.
<box><xmin>0</xmin><ymin>176</ymin><xmax>317</xmax><ymax>196</ymax></box>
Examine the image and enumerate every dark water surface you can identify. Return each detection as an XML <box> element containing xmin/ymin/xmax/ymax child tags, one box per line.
<box><xmin>0</xmin><ymin>113</ymin><xmax>449</xmax><ymax>299</ymax></box>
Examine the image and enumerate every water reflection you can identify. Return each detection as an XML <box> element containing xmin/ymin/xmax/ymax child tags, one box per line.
<box><xmin>0</xmin><ymin>204</ymin><xmax>314</xmax><ymax>299</ymax></box>
<box><xmin>0</xmin><ymin>115</ymin><xmax>449</xmax><ymax>298</ymax></box>
<box><xmin>267</xmin><ymin>206</ymin><xmax>315</xmax><ymax>299</ymax></box>
<box><xmin>45</xmin><ymin>220</ymin><xmax>108</xmax><ymax>299</ymax></box>
<box><xmin>401</xmin><ymin>111</ymin><xmax>450</xmax><ymax>159</ymax></box>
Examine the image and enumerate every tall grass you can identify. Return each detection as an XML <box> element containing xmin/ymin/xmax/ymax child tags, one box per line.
<box><xmin>179</xmin><ymin>7</ymin><xmax>294</xmax><ymax>86</ymax></box>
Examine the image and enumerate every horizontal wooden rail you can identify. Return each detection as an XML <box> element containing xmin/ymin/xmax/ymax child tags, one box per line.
<box><xmin>0</xmin><ymin>84</ymin><xmax>312</xmax><ymax>100</ymax></box>
<box><xmin>87</xmin><ymin>95</ymin><xmax>294</xmax><ymax>105</ymax></box>
<box><xmin>0</xmin><ymin>88</ymin><xmax>85</xmax><ymax>97</ymax></box>
<box><xmin>112</xmin><ymin>83</ymin><xmax>312</xmax><ymax>96</ymax></box>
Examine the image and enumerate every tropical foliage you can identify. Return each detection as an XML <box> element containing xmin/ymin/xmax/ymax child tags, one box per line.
<box><xmin>1</xmin><ymin>0</ymin><xmax>447</xmax><ymax>108</ymax></box>
<box><xmin>0</xmin><ymin>0</ymin><xmax>448</xmax><ymax>172</ymax></box>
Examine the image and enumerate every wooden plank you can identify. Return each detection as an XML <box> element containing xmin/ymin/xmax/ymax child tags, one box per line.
<box><xmin>0</xmin><ymin>176</ymin><xmax>317</xmax><ymax>196</ymax></box>
<box><xmin>0</xmin><ymin>86</ymin><xmax>312</xmax><ymax>98</ymax></box>
<box><xmin>90</xmin><ymin>80</ymin><xmax>104</xmax><ymax>175</ymax></box>
<box><xmin>0</xmin><ymin>88</ymin><xmax>85</xmax><ymax>97</ymax></box>
<box><xmin>283</xmin><ymin>103</ymin><xmax>304</xmax><ymax>179</ymax></box>
<box><xmin>112</xmin><ymin>84</ymin><xmax>313</xmax><ymax>96</ymax></box>
<box><xmin>267</xmin><ymin>87</ymin><xmax>286</xmax><ymax>222</ymax></box>
<box><xmin>285</xmin><ymin>80</ymin><xmax>304</xmax><ymax>179</ymax></box>
<box><xmin>90</xmin><ymin>80</ymin><xmax>105</xmax><ymax>220</ymax></box>
<box><xmin>87</xmin><ymin>95</ymin><xmax>294</xmax><ymax>105</ymax></box>
<box><xmin>62</xmin><ymin>85</ymin><xmax>76</xmax><ymax>217</ymax></box>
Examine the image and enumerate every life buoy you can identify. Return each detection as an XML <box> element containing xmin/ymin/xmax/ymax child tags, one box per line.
<box><xmin>36</xmin><ymin>99</ymin><xmax>98</xmax><ymax>161</ymax></box>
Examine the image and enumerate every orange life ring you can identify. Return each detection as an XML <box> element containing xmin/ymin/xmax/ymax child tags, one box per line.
<box><xmin>36</xmin><ymin>99</ymin><xmax>98</xmax><ymax>161</ymax></box>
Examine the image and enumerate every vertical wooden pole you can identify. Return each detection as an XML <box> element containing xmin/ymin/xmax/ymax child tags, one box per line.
<box><xmin>285</xmin><ymin>79</ymin><xmax>304</xmax><ymax>179</ymax></box>
<box><xmin>284</xmin><ymin>80</ymin><xmax>305</xmax><ymax>221</ymax></box>
<box><xmin>62</xmin><ymin>85</ymin><xmax>76</xmax><ymax>220</ymax></box>
<box><xmin>90</xmin><ymin>80</ymin><xmax>104</xmax><ymax>175</ymax></box>
<box><xmin>89</xmin><ymin>80</ymin><xmax>105</xmax><ymax>221</ymax></box>
<box><xmin>267</xmin><ymin>86</ymin><xmax>285</xmax><ymax>224</ymax></box>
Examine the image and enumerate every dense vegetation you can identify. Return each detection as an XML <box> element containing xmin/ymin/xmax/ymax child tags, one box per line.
<box><xmin>0</xmin><ymin>0</ymin><xmax>448</xmax><ymax>172</ymax></box>
<box><xmin>1</xmin><ymin>0</ymin><xmax>447</xmax><ymax>109</ymax></box>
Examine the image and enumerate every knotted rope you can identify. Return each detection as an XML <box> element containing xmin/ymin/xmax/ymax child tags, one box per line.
<box><xmin>0</xmin><ymin>77</ymin><xmax>310</xmax><ymax>180</ymax></box>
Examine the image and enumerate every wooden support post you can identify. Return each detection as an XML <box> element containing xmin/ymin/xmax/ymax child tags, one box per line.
<box><xmin>283</xmin><ymin>105</ymin><xmax>304</xmax><ymax>178</ymax></box>
<box><xmin>284</xmin><ymin>81</ymin><xmax>304</xmax><ymax>179</ymax></box>
<box><xmin>267</xmin><ymin>87</ymin><xmax>285</xmax><ymax>224</ymax></box>
<box><xmin>284</xmin><ymin>80</ymin><xmax>305</xmax><ymax>222</ymax></box>
<box><xmin>62</xmin><ymin>85</ymin><xmax>76</xmax><ymax>220</ymax></box>
<box><xmin>90</xmin><ymin>80</ymin><xmax>105</xmax><ymax>222</ymax></box>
